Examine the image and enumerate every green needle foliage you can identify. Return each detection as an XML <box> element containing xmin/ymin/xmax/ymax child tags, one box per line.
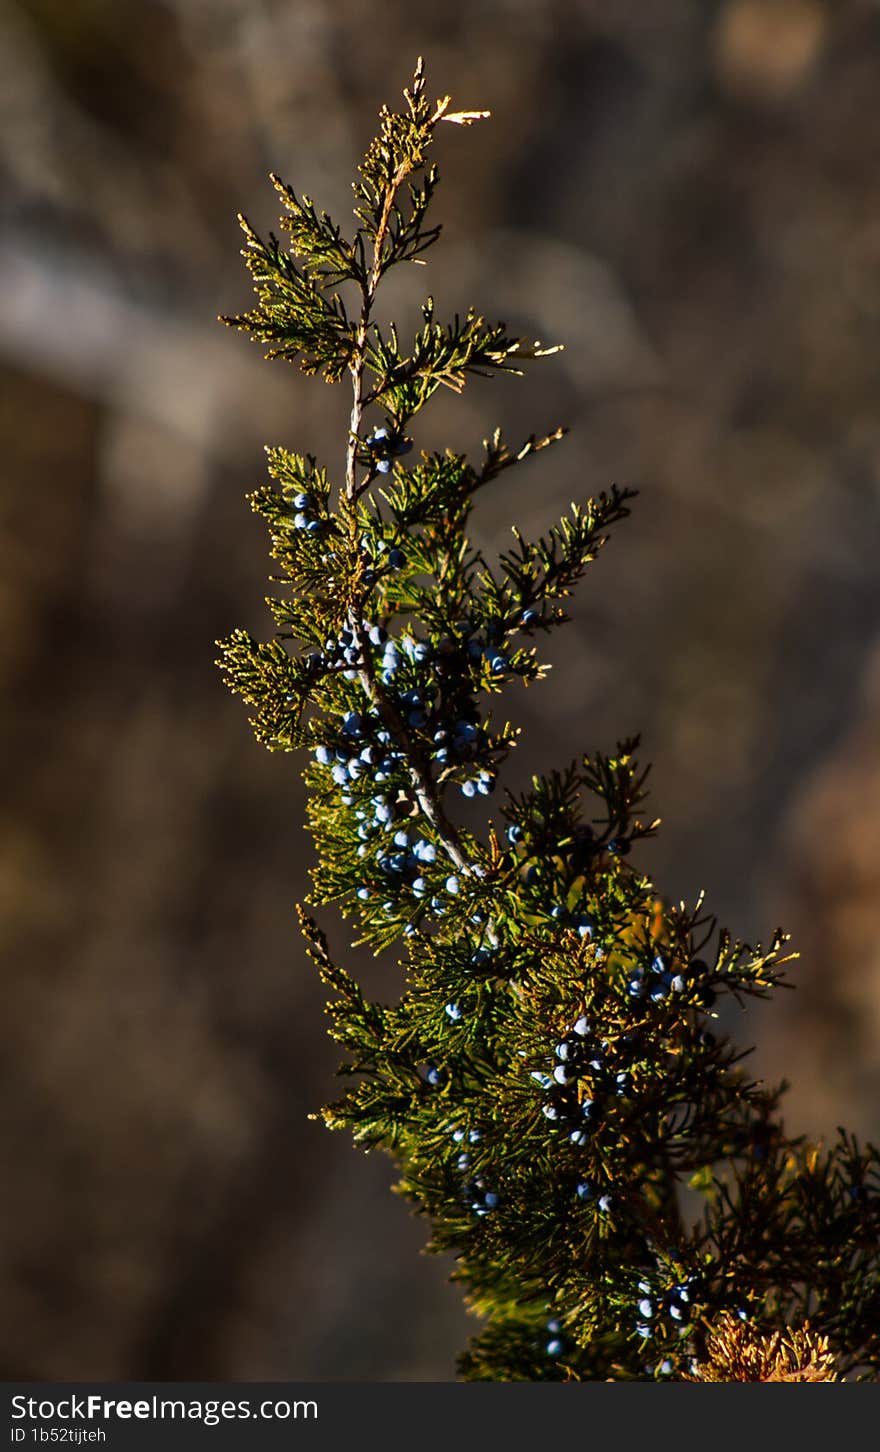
<box><xmin>217</xmin><ymin>60</ymin><xmax>880</xmax><ymax>1381</ymax></box>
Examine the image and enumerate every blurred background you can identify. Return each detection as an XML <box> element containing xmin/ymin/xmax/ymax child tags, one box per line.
<box><xmin>2</xmin><ymin>0</ymin><xmax>880</xmax><ymax>1380</ymax></box>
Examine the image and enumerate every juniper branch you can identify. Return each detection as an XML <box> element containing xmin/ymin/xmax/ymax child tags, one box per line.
<box><xmin>218</xmin><ymin>58</ymin><xmax>880</xmax><ymax>1383</ymax></box>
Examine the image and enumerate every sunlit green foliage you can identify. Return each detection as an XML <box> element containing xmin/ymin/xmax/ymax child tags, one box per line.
<box><xmin>218</xmin><ymin>60</ymin><xmax>880</xmax><ymax>1380</ymax></box>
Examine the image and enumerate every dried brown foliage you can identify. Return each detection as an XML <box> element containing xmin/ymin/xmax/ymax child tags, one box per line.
<box><xmin>687</xmin><ymin>1313</ymin><xmax>839</xmax><ymax>1383</ymax></box>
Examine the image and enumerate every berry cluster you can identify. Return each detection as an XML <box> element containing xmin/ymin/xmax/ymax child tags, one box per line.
<box><xmin>635</xmin><ymin>1276</ymin><xmax>698</xmax><ymax>1341</ymax></box>
<box><xmin>626</xmin><ymin>953</ymin><xmax>714</xmax><ymax>1008</ymax></box>
<box><xmin>529</xmin><ymin>1013</ymin><xmax>642</xmax><ymax>1204</ymax></box>
<box><xmin>290</xmin><ymin>489</ymin><xmax>328</xmax><ymax>535</ymax></box>
<box><xmin>364</xmin><ymin>425</ymin><xmax>413</xmax><ymax>474</ymax></box>
<box><xmin>531</xmin><ymin>1014</ymin><xmax>615</xmax><ymax>1144</ymax></box>
<box><xmin>312</xmin><ymin>696</ymin><xmax>451</xmax><ymax>919</ymax></box>
<box><xmin>312</xmin><ymin>619</ymin><xmax>509</xmax><ymax>808</ymax></box>
<box><xmin>546</xmin><ymin>899</ymin><xmax>594</xmax><ymax>937</ymax></box>
<box><xmin>448</xmin><ymin>1126</ymin><xmax>501</xmax><ymax>1219</ymax></box>
<box><xmin>357</xmin><ymin>825</ymin><xmax>438</xmax><ymax>891</ymax></box>
<box><xmin>315</xmin><ymin>711</ymin><xmax>402</xmax><ymax>789</ymax></box>
<box><xmin>312</xmin><ymin>685</ymin><xmax>499</xmax><ymax>923</ymax></box>
<box><xmin>544</xmin><ymin>1317</ymin><xmax>567</xmax><ymax>1359</ymax></box>
<box><xmin>359</xmin><ymin>536</ymin><xmax>407</xmax><ymax>585</ymax></box>
<box><xmin>464</xmin><ymin>1178</ymin><xmax>500</xmax><ymax>1218</ymax></box>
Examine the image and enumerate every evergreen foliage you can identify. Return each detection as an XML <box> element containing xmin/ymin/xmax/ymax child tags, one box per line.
<box><xmin>217</xmin><ymin>60</ymin><xmax>880</xmax><ymax>1380</ymax></box>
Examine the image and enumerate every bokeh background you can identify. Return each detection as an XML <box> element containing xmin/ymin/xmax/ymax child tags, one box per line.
<box><xmin>3</xmin><ymin>0</ymin><xmax>880</xmax><ymax>1379</ymax></box>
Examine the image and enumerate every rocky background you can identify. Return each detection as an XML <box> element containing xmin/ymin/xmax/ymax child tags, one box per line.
<box><xmin>2</xmin><ymin>0</ymin><xmax>879</xmax><ymax>1379</ymax></box>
